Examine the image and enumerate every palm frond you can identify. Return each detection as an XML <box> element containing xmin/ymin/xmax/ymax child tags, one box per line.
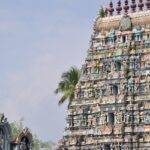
<box><xmin>58</xmin><ymin>90</ymin><xmax>72</xmax><ymax>105</ymax></box>
<box><xmin>55</xmin><ymin>66</ymin><xmax>80</xmax><ymax>107</ymax></box>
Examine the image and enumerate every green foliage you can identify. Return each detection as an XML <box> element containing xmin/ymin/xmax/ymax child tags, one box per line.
<box><xmin>10</xmin><ymin>120</ymin><xmax>55</xmax><ymax>150</ymax></box>
<box><xmin>33</xmin><ymin>135</ymin><xmax>55</xmax><ymax>150</ymax></box>
<box><xmin>55</xmin><ymin>67</ymin><xmax>80</xmax><ymax>107</ymax></box>
<box><xmin>99</xmin><ymin>7</ymin><xmax>105</xmax><ymax>18</ymax></box>
<box><xmin>10</xmin><ymin>118</ymin><xmax>24</xmax><ymax>138</ymax></box>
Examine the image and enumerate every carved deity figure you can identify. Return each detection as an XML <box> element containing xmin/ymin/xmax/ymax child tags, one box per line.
<box><xmin>126</xmin><ymin>113</ymin><xmax>130</xmax><ymax>123</ymax></box>
<box><xmin>100</xmin><ymin>113</ymin><xmax>106</xmax><ymax>125</ymax></box>
<box><xmin>116</xmin><ymin>112</ymin><xmax>122</xmax><ymax>124</ymax></box>
<box><xmin>144</xmin><ymin>113</ymin><xmax>150</xmax><ymax>124</ymax></box>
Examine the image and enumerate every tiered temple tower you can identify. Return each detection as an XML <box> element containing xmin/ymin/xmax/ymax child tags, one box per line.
<box><xmin>58</xmin><ymin>0</ymin><xmax>150</xmax><ymax>149</ymax></box>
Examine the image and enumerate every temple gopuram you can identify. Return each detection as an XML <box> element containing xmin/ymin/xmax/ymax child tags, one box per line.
<box><xmin>0</xmin><ymin>113</ymin><xmax>33</xmax><ymax>150</ymax></box>
<box><xmin>58</xmin><ymin>0</ymin><xmax>150</xmax><ymax>149</ymax></box>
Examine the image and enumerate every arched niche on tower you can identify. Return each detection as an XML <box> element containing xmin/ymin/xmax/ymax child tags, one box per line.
<box><xmin>0</xmin><ymin>113</ymin><xmax>13</xmax><ymax>150</ymax></box>
<box><xmin>15</xmin><ymin>128</ymin><xmax>33</xmax><ymax>150</ymax></box>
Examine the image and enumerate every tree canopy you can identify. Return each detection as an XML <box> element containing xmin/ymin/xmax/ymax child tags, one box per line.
<box><xmin>10</xmin><ymin>119</ymin><xmax>55</xmax><ymax>150</ymax></box>
<box><xmin>55</xmin><ymin>67</ymin><xmax>80</xmax><ymax>107</ymax></box>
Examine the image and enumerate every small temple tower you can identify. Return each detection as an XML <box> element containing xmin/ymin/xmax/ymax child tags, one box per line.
<box><xmin>0</xmin><ymin>113</ymin><xmax>33</xmax><ymax>150</ymax></box>
<box><xmin>58</xmin><ymin>0</ymin><xmax>150</xmax><ymax>149</ymax></box>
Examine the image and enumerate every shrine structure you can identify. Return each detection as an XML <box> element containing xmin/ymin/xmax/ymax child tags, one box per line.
<box><xmin>0</xmin><ymin>113</ymin><xmax>33</xmax><ymax>150</ymax></box>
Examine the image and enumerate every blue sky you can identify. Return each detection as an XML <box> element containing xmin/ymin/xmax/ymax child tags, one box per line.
<box><xmin>0</xmin><ymin>0</ymin><xmax>109</xmax><ymax>143</ymax></box>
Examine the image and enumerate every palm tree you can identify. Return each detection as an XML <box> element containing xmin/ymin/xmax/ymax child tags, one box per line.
<box><xmin>55</xmin><ymin>67</ymin><xmax>80</xmax><ymax>107</ymax></box>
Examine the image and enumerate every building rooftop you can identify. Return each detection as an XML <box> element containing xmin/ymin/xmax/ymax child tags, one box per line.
<box><xmin>94</xmin><ymin>0</ymin><xmax>150</xmax><ymax>31</ymax></box>
<box><xmin>95</xmin><ymin>10</ymin><xmax>150</xmax><ymax>31</ymax></box>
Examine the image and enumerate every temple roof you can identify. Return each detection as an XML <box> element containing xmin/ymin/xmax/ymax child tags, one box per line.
<box><xmin>94</xmin><ymin>10</ymin><xmax>150</xmax><ymax>31</ymax></box>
